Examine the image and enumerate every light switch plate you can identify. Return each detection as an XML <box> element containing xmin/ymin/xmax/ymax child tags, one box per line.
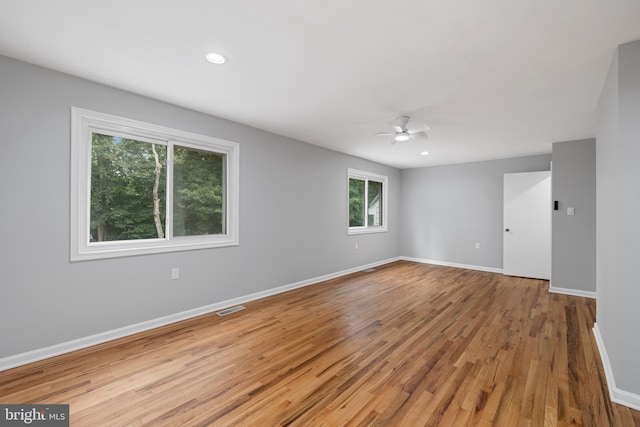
<box><xmin>567</xmin><ymin>207</ymin><xmax>575</xmax><ymax>216</ymax></box>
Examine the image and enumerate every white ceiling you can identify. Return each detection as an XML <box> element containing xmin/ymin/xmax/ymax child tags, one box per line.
<box><xmin>1</xmin><ymin>1</ymin><xmax>639</xmax><ymax>169</ymax></box>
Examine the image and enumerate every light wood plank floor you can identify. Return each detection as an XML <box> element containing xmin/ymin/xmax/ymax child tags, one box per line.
<box><xmin>1</xmin><ymin>261</ymin><xmax>639</xmax><ymax>426</ymax></box>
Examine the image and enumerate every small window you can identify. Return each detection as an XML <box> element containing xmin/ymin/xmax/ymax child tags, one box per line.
<box><xmin>348</xmin><ymin>168</ymin><xmax>388</xmax><ymax>234</ymax></box>
<box><xmin>71</xmin><ymin>108</ymin><xmax>239</xmax><ymax>260</ymax></box>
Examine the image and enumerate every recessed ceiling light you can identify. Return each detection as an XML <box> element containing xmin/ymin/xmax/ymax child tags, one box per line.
<box><xmin>205</xmin><ymin>52</ymin><xmax>227</xmax><ymax>64</ymax></box>
<box><xmin>421</xmin><ymin>151</ymin><xmax>430</xmax><ymax>156</ymax></box>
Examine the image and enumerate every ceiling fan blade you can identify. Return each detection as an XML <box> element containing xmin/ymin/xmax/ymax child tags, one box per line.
<box><xmin>390</xmin><ymin>124</ymin><xmax>404</xmax><ymax>133</ymax></box>
<box><xmin>374</xmin><ymin>132</ymin><xmax>394</xmax><ymax>137</ymax></box>
<box><xmin>395</xmin><ymin>116</ymin><xmax>410</xmax><ymax>130</ymax></box>
<box><xmin>408</xmin><ymin>125</ymin><xmax>430</xmax><ymax>134</ymax></box>
<box><xmin>409</xmin><ymin>131</ymin><xmax>428</xmax><ymax>139</ymax></box>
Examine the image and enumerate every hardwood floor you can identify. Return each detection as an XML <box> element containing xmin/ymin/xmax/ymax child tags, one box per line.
<box><xmin>1</xmin><ymin>261</ymin><xmax>639</xmax><ymax>426</ymax></box>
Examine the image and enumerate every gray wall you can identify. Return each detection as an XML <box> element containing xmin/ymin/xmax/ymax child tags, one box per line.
<box><xmin>551</xmin><ymin>139</ymin><xmax>596</xmax><ymax>293</ymax></box>
<box><xmin>596</xmin><ymin>40</ymin><xmax>640</xmax><ymax>396</ymax></box>
<box><xmin>400</xmin><ymin>155</ymin><xmax>551</xmax><ymax>269</ymax></box>
<box><xmin>596</xmin><ymin>46</ymin><xmax>620</xmax><ymax>394</ymax></box>
<box><xmin>0</xmin><ymin>55</ymin><xmax>401</xmax><ymax>359</ymax></box>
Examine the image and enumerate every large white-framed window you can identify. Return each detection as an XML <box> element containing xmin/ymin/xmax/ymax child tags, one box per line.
<box><xmin>70</xmin><ymin>107</ymin><xmax>239</xmax><ymax>261</ymax></box>
<box><xmin>347</xmin><ymin>168</ymin><xmax>388</xmax><ymax>234</ymax></box>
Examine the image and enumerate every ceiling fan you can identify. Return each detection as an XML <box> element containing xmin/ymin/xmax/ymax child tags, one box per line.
<box><xmin>374</xmin><ymin>116</ymin><xmax>430</xmax><ymax>144</ymax></box>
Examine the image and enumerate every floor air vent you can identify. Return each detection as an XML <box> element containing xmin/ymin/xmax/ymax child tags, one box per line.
<box><xmin>216</xmin><ymin>305</ymin><xmax>246</xmax><ymax>316</ymax></box>
<box><xmin>362</xmin><ymin>268</ymin><xmax>376</xmax><ymax>273</ymax></box>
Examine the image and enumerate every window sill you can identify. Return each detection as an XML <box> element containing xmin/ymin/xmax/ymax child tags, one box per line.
<box><xmin>71</xmin><ymin>236</ymin><xmax>239</xmax><ymax>261</ymax></box>
<box><xmin>348</xmin><ymin>227</ymin><xmax>388</xmax><ymax>235</ymax></box>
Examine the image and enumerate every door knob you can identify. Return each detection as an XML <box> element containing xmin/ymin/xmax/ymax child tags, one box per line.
<box><xmin>505</xmin><ymin>228</ymin><xmax>510</xmax><ymax>232</ymax></box>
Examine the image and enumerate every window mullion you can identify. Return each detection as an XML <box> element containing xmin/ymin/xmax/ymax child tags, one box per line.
<box><xmin>364</xmin><ymin>179</ymin><xmax>369</xmax><ymax>228</ymax></box>
<box><xmin>165</xmin><ymin>141</ymin><xmax>175</xmax><ymax>241</ymax></box>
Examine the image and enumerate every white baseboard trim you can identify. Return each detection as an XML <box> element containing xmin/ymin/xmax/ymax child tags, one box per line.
<box><xmin>592</xmin><ymin>323</ymin><xmax>640</xmax><ymax>411</ymax></box>
<box><xmin>400</xmin><ymin>256</ymin><xmax>503</xmax><ymax>274</ymax></box>
<box><xmin>549</xmin><ymin>286</ymin><xmax>597</xmax><ymax>299</ymax></box>
<box><xmin>0</xmin><ymin>257</ymin><xmax>402</xmax><ymax>372</ymax></box>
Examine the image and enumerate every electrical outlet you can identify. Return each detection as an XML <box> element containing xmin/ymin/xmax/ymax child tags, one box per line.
<box><xmin>355</xmin><ymin>242</ymin><xmax>359</xmax><ymax>250</ymax></box>
<box><xmin>171</xmin><ymin>268</ymin><xmax>180</xmax><ymax>280</ymax></box>
<box><xmin>475</xmin><ymin>242</ymin><xmax>480</xmax><ymax>249</ymax></box>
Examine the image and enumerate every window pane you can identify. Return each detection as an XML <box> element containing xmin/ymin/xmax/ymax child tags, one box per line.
<box><xmin>367</xmin><ymin>180</ymin><xmax>383</xmax><ymax>227</ymax></box>
<box><xmin>173</xmin><ymin>146</ymin><xmax>225</xmax><ymax>236</ymax></box>
<box><xmin>90</xmin><ymin>133</ymin><xmax>166</xmax><ymax>242</ymax></box>
<box><xmin>349</xmin><ymin>178</ymin><xmax>365</xmax><ymax>227</ymax></box>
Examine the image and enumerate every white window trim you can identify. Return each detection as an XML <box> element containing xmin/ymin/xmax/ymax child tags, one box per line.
<box><xmin>70</xmin><ymin>107</ymin><xmax>239</xmax><ymax>261</ymax></box>
<box><xmin>347</xmin><ymin>168</ymin><xmax>388</xmax><ymax>235</ymax></box>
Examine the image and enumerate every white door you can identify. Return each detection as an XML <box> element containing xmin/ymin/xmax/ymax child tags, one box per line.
<box><xmin>503</xmin><ymin>171</ymin><xmax>551</xmax><ymax>279</ymax></box>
